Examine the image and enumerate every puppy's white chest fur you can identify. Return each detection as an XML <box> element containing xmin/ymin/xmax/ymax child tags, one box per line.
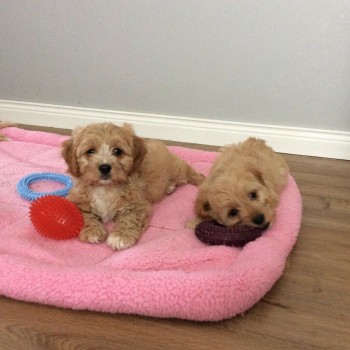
<box><xmin>90</xmin><ymin>186</ymin><xmax>122</xmax><ymax>223</ymax></box>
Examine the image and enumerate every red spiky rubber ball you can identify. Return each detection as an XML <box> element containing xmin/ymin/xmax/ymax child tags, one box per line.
<box><xmin>29</xmin><ymin>195</ymin><xmax>83</xmax><ymax>240</ymax></box>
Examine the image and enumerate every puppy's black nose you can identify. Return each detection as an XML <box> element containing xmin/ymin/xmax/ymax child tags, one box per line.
<box><xmin>99</xmin><ymin>164</ymin><xmax>111</xmax><ymax>175</ymax></box>
<box><xmin>252</xmin><ymin>214</ymin><xmax>265</xmax><ymax>226</ymax></box>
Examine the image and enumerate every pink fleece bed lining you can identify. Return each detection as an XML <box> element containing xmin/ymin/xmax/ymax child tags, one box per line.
<box><xmin>0</xmin><ymin>127</ymin><xmax>302</xmax><ymax>321</ymax></box>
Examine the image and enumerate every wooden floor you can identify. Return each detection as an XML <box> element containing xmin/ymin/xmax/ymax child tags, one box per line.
<box><xmin>1</xmin><ymin>125</ymin><xmax>349</xmax><ymax>350</ymax></box>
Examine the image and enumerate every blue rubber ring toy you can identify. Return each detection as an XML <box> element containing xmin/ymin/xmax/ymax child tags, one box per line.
<box><xmin>17</xmin><ymin>172</ymin><xmax>73</xmax><ymax>201</ymax></box>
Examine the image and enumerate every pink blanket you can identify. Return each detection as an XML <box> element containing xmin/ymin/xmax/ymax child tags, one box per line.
<box><xmin>0</xmin><ymin>127</ymin><xmax>302</xmax><ymax>321</ymax></box>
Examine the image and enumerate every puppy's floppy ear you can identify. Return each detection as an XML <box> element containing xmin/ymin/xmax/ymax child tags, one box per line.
<box><xmin>122</xmin><ymin>123</ymin><xmax>147</xmax><ymax>171</ymax></box>
<box><xmin>195</xmin><ymin>184</ymin><xmax>212</xmax><ymax>219</ymax></box>
<box><xmin>248</xmin><ymin>164</ymin><xmax>279</xmax><ymax>208</ymax></box>
<box><xmin>61</xmin><ymin>138</ymin><xmax>80</xmax><ymax>177</ymax></box>
<box><xmin>132</xmin><ymin>135</ymin><xmax>147</xmax><ymax>171</ymax></box>
<box><xmin>248</xmin><ymin>165</ymin><xmax>266</xmax><ymax>187</ymax></box>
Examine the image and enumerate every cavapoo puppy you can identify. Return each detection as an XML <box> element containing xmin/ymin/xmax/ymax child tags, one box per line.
<box><xmin>62</xmin><ymin>122</ymin><xmax>204</xmax><ymax>250</ymax></box>
<box><xmin>193</xmin><ymin>138</ymin><xmax>289</xmax><ymax>229</ymax></box>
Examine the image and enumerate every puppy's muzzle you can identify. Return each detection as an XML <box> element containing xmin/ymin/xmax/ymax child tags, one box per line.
<box><xmin>252</xmin><ymin>214</ymin><xmax>270</xmax><ymax>229</ymax></box>
<box><xmin>252</xmin><ymin>214</ymin><xmax>265</xmax><ymax>225</ymax></box>
<box><xmin>99</xmin><ymin>164</ymin><xmax>112</xmax><ymax>178</ymax></box>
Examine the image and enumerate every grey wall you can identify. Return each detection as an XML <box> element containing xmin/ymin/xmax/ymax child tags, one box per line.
<box><xmin>1</xmin><ymin>0</ymin><xmax>350</xmax><ymax>131</ymax></box>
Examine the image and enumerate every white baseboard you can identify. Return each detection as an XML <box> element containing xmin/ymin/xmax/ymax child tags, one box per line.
<box><xmin>1</xmin><ymin>99</ymin><xmax>349</xmax><ymax>160</ymax></box>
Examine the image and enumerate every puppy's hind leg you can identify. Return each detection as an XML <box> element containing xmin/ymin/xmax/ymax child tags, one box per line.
<box><xmin>170</xmin><ymin>154</ymin><xmax>205</xmax><ymax>187</ymax></box>
<box><xmin>0</xmin><ymin>121</ymin><xmax>15</xmax><ymax>141</ymax></box>
<box><xmin>165</xmin><ymin>182</ymin><xmax>177</xmax><ymax>194</ymax></box>
<box><xmin>186</xmin><ymin>164</ymin><xmax>205</xmax><ymax>186</ymax></box>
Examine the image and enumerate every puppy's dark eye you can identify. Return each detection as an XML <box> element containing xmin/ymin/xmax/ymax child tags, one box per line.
<box><xmin>113</xmin><ymin>148</ymin><xmax>123</xmax><ymax>157</ymax></box>
<box><xmin>86</xmin><ymin>149</ymin><xmax>95</xmax><ymax>155</ymax></box>
<box><xmin>203</xmin><ymin>201</ymin><xmax>211</xmax><ymax>211</ymax></box>
<box><xmin>249</xmin><ymin>191</ymin><xmax>258</xmax><ymax>200</ymax></box>
<box><xmin>228</xmin><ymin>209</ymin><xmax>239</xmax><ymax>217</ymax></box>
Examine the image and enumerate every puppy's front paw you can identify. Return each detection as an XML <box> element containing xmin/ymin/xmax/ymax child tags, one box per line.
<box><xmin>107</xmin><ymin>232</ymin><xmax>137</xmax><ymax>250</ymax></box>
<box><xmin>186</xmin><ymin>217</ymin><xmax>202</xmax><ymax>230</ymax></box>
<box><xmin>79</xmin><ymin>225</ymin><xmax>108</xmax><ymax>244</ymax></box>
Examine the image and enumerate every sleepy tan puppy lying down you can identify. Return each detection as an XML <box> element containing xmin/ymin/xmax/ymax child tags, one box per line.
<box><xmin>193</xmin><ymin>138</ymin><xmax>289</xmax><ymax>229</ymax></box>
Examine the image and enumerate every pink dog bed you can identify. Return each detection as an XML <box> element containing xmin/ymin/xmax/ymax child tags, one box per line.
<box><xmin>0</xmin><ymin>126</ymin><xmax>302</xmax><ymax>321</ymax></box>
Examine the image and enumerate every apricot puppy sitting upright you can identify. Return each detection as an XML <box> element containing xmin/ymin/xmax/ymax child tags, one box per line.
<box><xmin>194</xmin><ymin>138</ymin><xmax>289</xmax><ymax>229</ymax></box>
<box><xmin>62</xmin><ymin>122</ymin><xmax>204</xmax><ymax>250</ymax></box>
